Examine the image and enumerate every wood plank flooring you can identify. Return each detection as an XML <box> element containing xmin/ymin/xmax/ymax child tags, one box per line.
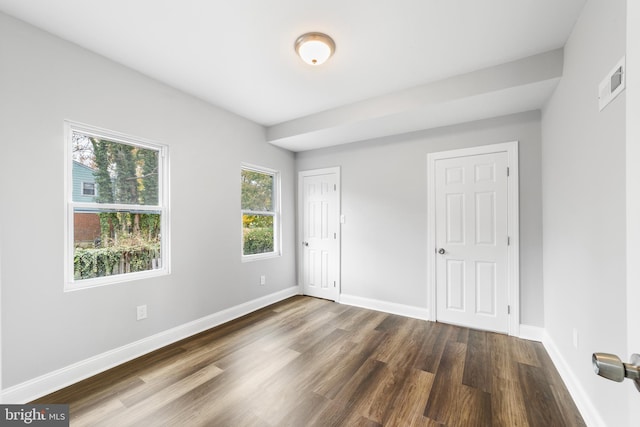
<box><xmin>34</xmin><ymin>296</ymin><xmax>586</xmax><ymax>426</ymax></box>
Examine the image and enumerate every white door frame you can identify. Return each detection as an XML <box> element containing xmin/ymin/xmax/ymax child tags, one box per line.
<box><xmin>297</xmin><ymin>167</ymin><xmax>341</xmax><ymax>301</ymax></box>
<box><xmin>427</xmin><ymin>141</ymin><xmax>520</xmax><ymax>336</ymax></box>
<box><xmin>0</xmin><ymin>239</ymin><xmax>3</xmax><ymax>402</ymax></box>
<box><xmin>627</xmin><ymin>0</ymin><xmax>640</xmax><ymax>413</ymax></box>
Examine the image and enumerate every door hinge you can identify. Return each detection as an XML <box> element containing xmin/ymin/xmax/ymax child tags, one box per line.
<box><xmin>334</xmin><ymin>184</ymin><xmax>337</xmax><ymax>191</ymax></box>
<box><xmin>507</xmin><ymin>305</ymin><xmax>511</xmax><ymax>315</ymax></box>
<box><xmin>334</xmin><ymin>281</ymin><xmax>336</xmax><ymax>288</ymax></box>
<box><xmin>507</xmin><ymin>236</ymin><xmax>511</xmax><ymax>246</ymax></box>
<box><xmin>507</xmin><ymin>167</ymin><xmax>510</xmax><ymax>177</ymax></box>
<box><xmin>334</xmin><ymin>232</ymin><xmax>337</xmax><ymax>239</ymax></box>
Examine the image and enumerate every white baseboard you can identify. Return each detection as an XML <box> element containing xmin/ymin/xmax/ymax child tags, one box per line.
<box><xmin>1</xmin><ymin>288</ymin><xmax>605</xmax><ymax>427</ymax></box>
<box><xmin>335</xmin><ymin>299</ymin><xmax>603</xmax><ymax>426</ymax></box>
<box><xmin>541</xmin><ymin>331</ymin><xmax>606</xmax><ymax>427</ymax></box>
<box><xmin>1</xmin><ymin>286</ymin><xmax>299</xmax><ymax>404</ymax></box>
<box><xmin>339</xmin><ymin>294</ymin><xmax>430</xmax><ymax>321</ymax></box>
<box><xmin>518</xmin><ymin>324</ymin><xmax>545</xmax><ymax>342</ymax></box>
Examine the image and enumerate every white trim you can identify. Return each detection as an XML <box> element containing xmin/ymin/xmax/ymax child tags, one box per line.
<box><xmin>426</xmin><ymin>141</ymin><xmax>520</xmax><ymax>336</ymax></box>
<box><xmin>65</xmin><ymin>120</ymin><xmax>167</xmax><ymax>152</ymax></box>
<box><xmin>64</xmin><ymin>120</ymin><xmax>171</xmax><ymax>291</ymax></box>
<box><xmin>0</xmin><ymin>286</ymin><xmax>299</xmax><ymax>404</ymax></box>
<box><xmin>518</xmin><ymin>324</ymin><xmax>545</xmax><ymax>342</ymax></box>
<box><xmin>340</xmin><ymin>294</ymin><xmax>603</xmax><ymax>426</ymax></box>
<box><xmin>63</xmin><ymin>268</ymin><xmax>170</xmax><ymax>292</ymax></box>
<box><xmin>298</xmin><ymin>167</ymin><xmax>341</xmax><ymax>302</ymax></box>
<box><xmin>331</xmin><ymin>295</ymin><xmax>602</xmax><ymax>427</ymax></box>
<box><xmin>240</xmin><ymin>163</ymin><xmax>282</xmax><ymax>261</ymax></box>
<box><xmin>628</xmin><ymin>2</ymin><xmax>640</xmax><ymax>424</ymax></box>
<box><xmin>0</xmin><ymin>225</ymin><xmax>3</xmax><ymax>403</ymax></box>
<box><xmin>541</xmin><ymin>331</ymin><xmax>607</xmax><ymax>427</ymax></box>
<box><xmin>340</xmin><ymin>294</ymin><xmax>430</xmax><ymax>321</ymax></box>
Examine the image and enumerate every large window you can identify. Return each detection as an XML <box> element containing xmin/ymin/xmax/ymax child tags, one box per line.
<box><xmin>241</xmin><ymin>165</ymin><xmax>280</xmax><ymax>260</ymax></box>
<box><xmin>65</xmin><ymin>122</ymin><xmax>169</xmax><ymax>289</ymax></box>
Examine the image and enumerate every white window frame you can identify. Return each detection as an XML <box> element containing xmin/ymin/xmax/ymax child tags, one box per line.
<box><xmin>64</xmin><ymin>121</ymin><xmax>171</xmax><ymax>291</ymax></box>
<box><xmin>81</xmin><ymin>181</ymin><xmax>96</xmax><ymax>196</ymax></box>
<box><xmin>241</xmin><ymin>163</ymin><xmax>281</xmax><ymax>262</ymax></box>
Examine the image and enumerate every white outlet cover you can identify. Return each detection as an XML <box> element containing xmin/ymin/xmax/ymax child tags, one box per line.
<box><xmin>137</xmin><ymin>305</ymin><xmax>147</xmax><ymax>320</ymax></box>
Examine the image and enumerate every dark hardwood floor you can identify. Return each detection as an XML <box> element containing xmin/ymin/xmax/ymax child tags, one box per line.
<box><xmin>35</xmin><ymin>296</ymin><xmax>586</xmax><ymax>426</ymax></box>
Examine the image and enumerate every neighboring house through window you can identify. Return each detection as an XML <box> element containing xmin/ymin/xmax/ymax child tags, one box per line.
<box><xmin>73</xmin><ymin>161</ymin><xmax>98</xmax><ymax>202</ymax></box>
<box><xmin>65</xmin><ymin>121</ymin><xmax>170</xmax><ymax>289</ymax></box>
<box><xmin>72</xmin><ymin>161</ymin><xmax>101</xmax><ymax>244</ymax></box>
<box><xmin>241</xmin><ymin>164</ymin><xmax>281</xmax><ymax>260</ymax></box>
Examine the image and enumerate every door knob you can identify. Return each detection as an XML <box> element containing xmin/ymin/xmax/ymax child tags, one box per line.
<box><xmin>302</xmin><ymin>241</ymin><xmax>309</xmax><ymax>247</ymax></box>
<box><xmin>592</xmin><ymin>352</ymin><xmax>640</xmax><ymax>391</ymax></box>
<box><xmin>438</xmin><ymin>248</ymin><xmax>446</xmax><ymax>255</ymax></box>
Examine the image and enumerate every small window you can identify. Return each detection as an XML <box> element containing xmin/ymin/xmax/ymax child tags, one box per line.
<box><xmin>241</xmin><ymin>165</ymin><xmax>280</xmax><ymax>260</ymax></box>
<box><xmin>66</xmin><ymin>122</ymin><xmax>169</xmax><ymax>289</ymax></box>
<box><xmin>81</xmin><ymin>182</ymin><xmax>96</xmax><ymax>196</ymax></box>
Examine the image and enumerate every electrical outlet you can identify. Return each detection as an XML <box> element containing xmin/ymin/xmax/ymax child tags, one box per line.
<box><xmin>137</xmin><ymin>304</ymin><xmax>147</xmax><ymax>321</ymax></box>
<box><xmin>260</xmin><ymin>275</ymin><xmax>266</xmax><ymax>285</ymax></box>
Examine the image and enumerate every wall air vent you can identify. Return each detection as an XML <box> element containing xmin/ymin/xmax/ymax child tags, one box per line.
<box><xmin>599</xmin><ymin>56</ymin><xmax>626</xmax><ymax>111</ymax></box>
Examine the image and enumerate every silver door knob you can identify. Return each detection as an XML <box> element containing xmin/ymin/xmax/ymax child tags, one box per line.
<box><xmin>438</xmin><ymin>248</ymin><xmax>446</xmax><ymax>255</ymax></box>
<box><xmin>593</xmin><ymin>352</ymin><xmax>640</xmax><ymax>391</ymax></box>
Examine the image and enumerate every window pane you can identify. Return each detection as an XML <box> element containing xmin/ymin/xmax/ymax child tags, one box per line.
<box><xmin>241</xmin><ymin>170</ymin><xmax>273</xmax><ymax>211</ymax></box>
<box><xmin>73</xmin><ymin>209</ymin><xmax>162</xmax><ymax>279</ymax></box>
<box><xmin>72</xmin><ymin>132</ymin><xmax>159</xmax><ymax>205</ymax></box>
<box><xmin>242</xmin><ymin>214</ymin><xmax>274</xmax><ymax>255</ymax></box>
<box><xmin>82</xmin><ymin>182</ymin><xmax>96</xmax><ymax>196</ymax></box>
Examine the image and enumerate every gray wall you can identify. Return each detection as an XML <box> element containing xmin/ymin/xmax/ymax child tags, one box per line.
<box><xmin>541</xmin><ymin>0</ymin><xmax>627</xmax><ymax>425</ymax></box>
<box><xmin>0</xmin><ymin>13</ymin><xmax>296</xmax><ymax>388</ymax></box>
<box><xmin>296</xmin><ymin>111</ymin><xmax>544</xmax><ymax>327</ymax></box>
<box><xmin>2</xmin><ymin>8</ymin><xmax>627</xmax><ymax>425</ymax></box>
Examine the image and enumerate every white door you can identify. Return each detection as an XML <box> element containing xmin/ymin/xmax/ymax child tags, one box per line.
<box><xmin>627</xmin><ymin>0</ymin><xmax>640</xmax><ymax>418</ymax></box>
<box><xmin>434</xmin><ymin>151</ymin><xmax>510</xmax><ymax>333</ymax></box>
<box><xmin>299</xmin><ymin>168</ymin><xmax>340</xmax><ymax>301</ymax></box>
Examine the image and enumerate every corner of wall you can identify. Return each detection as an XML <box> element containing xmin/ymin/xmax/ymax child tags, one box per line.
<box><xmin>541</xmin><ymin>330</ymin><xmax>607</xmax><ymax>427</ymax></box>
<box><xmin>518</xmin><ymin>324</ymin><xmax>545</xmax><ymax>342</ymax></box>
<box><xmin>339</xmin><ymin>294</ymin><xmax>430</xmax><ymax>321</ymax></box>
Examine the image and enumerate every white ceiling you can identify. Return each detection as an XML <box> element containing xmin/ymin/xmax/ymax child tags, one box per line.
<box><xmin>0</xmin><ymin>0</ymin><xmax>586</xmax><ymax>151</ymax></box>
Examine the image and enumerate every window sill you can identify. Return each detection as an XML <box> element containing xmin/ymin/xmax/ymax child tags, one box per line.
<box><xmin>64</xmin><ymin>268</ymin><xmax>169</xmax><ymax>292</ymax></box>
<box><xmin>241</xmin><ymin>252</ymin><xmax>281</xmax><ymax>263</ymax></box>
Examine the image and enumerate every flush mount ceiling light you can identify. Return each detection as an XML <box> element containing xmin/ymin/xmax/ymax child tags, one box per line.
<box><xmin>294</xmin><ymin>32</ymin><xmax>336</xmax><ymax>66</ymax></box>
